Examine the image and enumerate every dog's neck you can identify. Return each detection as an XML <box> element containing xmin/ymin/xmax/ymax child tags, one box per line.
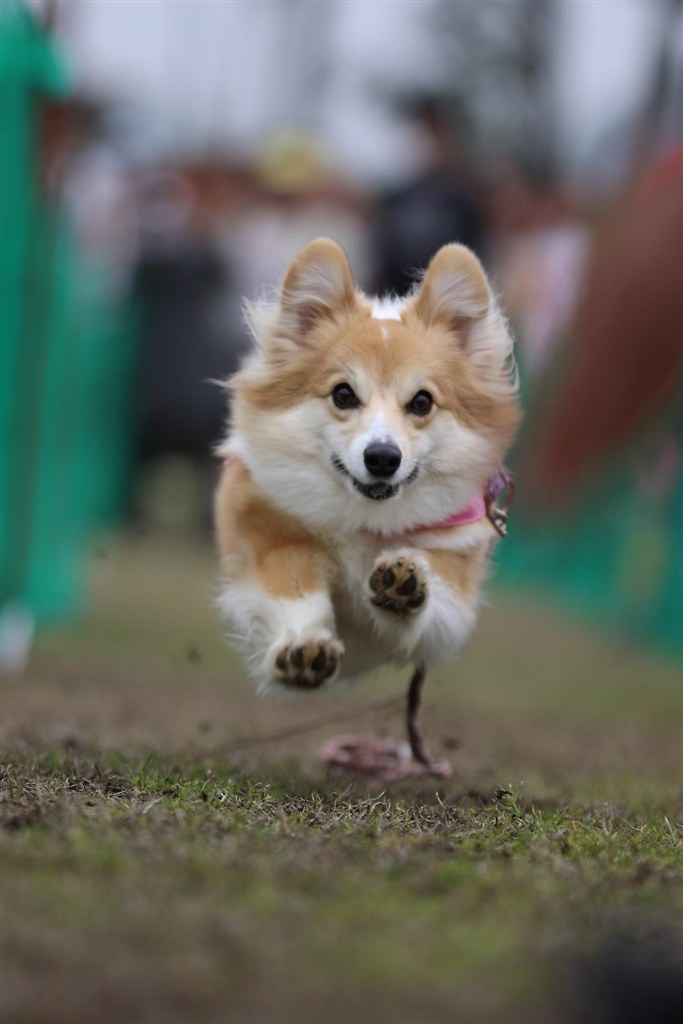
<box><xmin>404</xmin><ymin>494</ymin><xmax>488</xmax><ymax>535</ymax></box>
<box><xmin>391</xmin><ymin>466</ymin><xmax>514</xmax><ymax>539</ymax></box>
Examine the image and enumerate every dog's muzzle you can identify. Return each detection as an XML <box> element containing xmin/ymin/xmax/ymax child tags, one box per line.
<box><xmin>332</xmin><ymin>456</ymin><xmax>418</xmax><ymax>501</ymax></box>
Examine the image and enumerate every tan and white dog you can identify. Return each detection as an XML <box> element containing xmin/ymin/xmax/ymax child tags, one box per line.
<box><xmin>214</xmin><ymin>238</ymin><xmax>520</xmax><ymax>767</ymax></box>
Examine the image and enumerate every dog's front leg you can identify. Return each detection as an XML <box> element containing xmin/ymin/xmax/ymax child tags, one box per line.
<box><xmin>366</xmin><ymin>546</ymin><xmax>480</xmax><ymax>667</ymax></box>
<box><xmin>216</xmin><ymin>460</ymin><xmax>344</xmax><ymax>693</ymax></box>
<box><xmin>219</xmin><ymin>545</ymin><xmax>343</xmax><ymax>694</ymax></box>
<box><xmin>266</xmin><ymin>579</ymin><xmax>344</xmax><ymax>692</ymax></box>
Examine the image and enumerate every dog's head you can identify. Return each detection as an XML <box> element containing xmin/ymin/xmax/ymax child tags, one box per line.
<box><xmin>227</xmin><ymin>238</ymin><xmax>520</xmax><ymax>535</ymax></box>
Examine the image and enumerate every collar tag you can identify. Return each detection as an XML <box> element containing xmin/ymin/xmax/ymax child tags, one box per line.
<box><xmin>485</xmin><ymin>468</ymin><xmax>515</xmax><ymax>538</ymax></box>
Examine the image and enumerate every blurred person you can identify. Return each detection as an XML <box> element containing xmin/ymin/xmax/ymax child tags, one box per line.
<box><xmin>62</xmin><ymin>139</ymin><xmax>136</xmax><ymax>294</ymax></box>
<box><xmin>131</xmin><ymin>169</ymin><xmax>236</xmax><ymax>527</ymax></box>
<box><xmin>372</xmin><ymin>94</ymin><xmax>484</xmax><ymax>296</ymax></box>
<box><xmin>43</xmin><ymin>96</ymin><xmax>139</xmax><ymax>297</ymax></box>
<box><xmin>489</xmin><ymin>172</ymin><xmax>591</xmax><ymax>380</ymax></box>
<box><xmin>225</xmin><ymin>132</ymin><xmax>373</xmax><ymax>302</ymax></box>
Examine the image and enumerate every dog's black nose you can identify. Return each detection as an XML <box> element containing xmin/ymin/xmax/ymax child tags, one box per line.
<box><xmin>364</xmin><ymin>442</ymin><xmax>402</xmax><ymax>478</ymax></box>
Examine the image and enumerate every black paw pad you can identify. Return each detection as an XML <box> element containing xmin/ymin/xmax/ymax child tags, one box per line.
<box><xmin>274</xmin><ymin>637</ymin><xmax>343</xmax><ymax>689</ymax></box>
<box><xmin>369</xmin><ymin>557</ymin><xmax>427</xmax><ymax>616</ymax></box>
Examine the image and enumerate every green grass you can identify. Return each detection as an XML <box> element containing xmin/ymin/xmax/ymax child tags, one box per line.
<box><xmin>2</xmin><ymin>533</ymin><xmax>682</xmax><ymax>1023</ymax></box>
<box><xmin>2</xmin><ymin>750</ymin><xmax>681</xmax><ymax>1023</ymax></box>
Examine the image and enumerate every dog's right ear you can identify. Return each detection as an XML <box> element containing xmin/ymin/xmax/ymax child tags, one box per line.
<box><xmin>273</xmin><ymin>238</ymin><xmax>356</xmax><ymax>355</ymax></box>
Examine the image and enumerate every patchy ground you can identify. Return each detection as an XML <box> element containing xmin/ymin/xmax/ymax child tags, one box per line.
<box><xmin>2</xmin><ymin>534</ymin><xmax>682</xmax><ymax>1023</ymax></box>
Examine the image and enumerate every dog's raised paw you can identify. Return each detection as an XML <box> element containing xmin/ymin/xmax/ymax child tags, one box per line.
<box><xmin>273</xmin><ymin>634</ymin><xmax>344</xmax><ymax>689</ymax></box>
<box><xmin>369</xmin><ymin>554</ymin><xmax>427</xmax><ymax>615</ymax></box>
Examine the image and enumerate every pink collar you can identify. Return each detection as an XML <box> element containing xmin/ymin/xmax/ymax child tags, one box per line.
<box><xmin>406</xmin><ymin>467</ymin><xmax>514</xmax><ymax>538</ymax></box>
<box><xmin>406</xmin><ymin>494</ymin><xmax>487</xmax><ymax>535</ymax></box>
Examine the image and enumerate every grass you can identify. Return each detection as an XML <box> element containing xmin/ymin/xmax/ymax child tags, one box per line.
<box><xmin>2</xmin><ymin>532</ymin><xmax>682</xmax><ymax>1023</ymax></box>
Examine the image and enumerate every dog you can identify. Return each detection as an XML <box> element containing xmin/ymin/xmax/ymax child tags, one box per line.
<box><xmin>214</xmin><ymin>238</ymin><xmax>520</xmax><ymax>770</ymax></box>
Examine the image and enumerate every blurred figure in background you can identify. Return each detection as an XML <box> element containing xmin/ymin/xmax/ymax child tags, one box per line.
<box><xmin>488</xmin><ymin>171</ymin><xmax>590</xmax><ymax>382</ymax></box>
<box><xmin>130</xmin><ymin>167</ymin><xmax>242</xmax><ymax>531</ymax></box>
<box><xmin>225</xmin><ymin>132</ymin><xmax>372</xmax><ymax>300</ymax></box>
<box><xmin>132</xmin><ymin>170</ymin><xmax>228</xmax><ymax>464</ymax></box>
<box><xmin>129</xmin><ymin>138</ymin><xmax>373</xmax><ymax>531</ymax></box>
<box><xmin>372</xmin><ymin>95</ymin><xmax>484</xmax><ymax>295</ymax></box>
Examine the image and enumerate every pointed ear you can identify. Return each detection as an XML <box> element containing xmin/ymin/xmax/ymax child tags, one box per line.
<box><xmin>412</xmin><ymin>244</ymin><xmax>517</xmax><ymax>398</ymax></box>
<box><xmin>275</xmin><ymin>238</ymin><xmax>356</xmax><ymax>352</ymax></box>
<box><xmin>412</xmin><ymin>243</ymin><xmax>491</xmax><ymax>341</ymax></box>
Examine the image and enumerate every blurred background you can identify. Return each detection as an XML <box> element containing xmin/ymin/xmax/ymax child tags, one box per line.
<box><xmin>1</xmin><ymin>0</ymin><xmax>682</xmax><ymax>666</ymax></box>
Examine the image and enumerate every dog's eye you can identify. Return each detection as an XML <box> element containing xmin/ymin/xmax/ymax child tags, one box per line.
<box><xmin>332</xmin><ymin>383</ymin><xmax>360</xmax><ymax>410</ymax></box>
<box><xmin>406</xmin><ymin>390</ymin><xmax>433</xmax><ymax>416</ymax></box>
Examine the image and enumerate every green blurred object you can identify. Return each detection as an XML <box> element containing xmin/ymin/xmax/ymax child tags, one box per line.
<box><xmin>0</xmin><ymin>3</ymin><xmax>134</xmax><ymax>628</ymax></box>
<box><xmin>498</xmin><ymin>359</ymin><xmax>683</xmax><ymax>658</ymax></box>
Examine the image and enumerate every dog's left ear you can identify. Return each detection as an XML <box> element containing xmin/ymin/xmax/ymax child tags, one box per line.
<box><xmin>413</xmin><ymin>244</ymin><xmax>491</xmax><ymax>341</ymax></box>
<box><xmin>412</xmin><ymin>243</ymin><xmax>517</xmax><ymax>397</ymax></box>
<box><xmin>275</xmin><ymin>238</ymin><xmax>356</xmax><ymax>354</ymax></box>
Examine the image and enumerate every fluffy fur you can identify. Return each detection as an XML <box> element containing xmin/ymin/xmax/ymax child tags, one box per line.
<box><xmin>215</xmin><ymin>238</ymin><xmax>520</xmax><ymax>695</ymax></box>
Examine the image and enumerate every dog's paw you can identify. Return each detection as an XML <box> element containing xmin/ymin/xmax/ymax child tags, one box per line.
<box><xmin>273</xmin><ymin>633</ymin><xmax>344</xmax><ymax>690</ymax></box>
<box><xmin>368</xmin><ymin>553</ymin><xmax>428</xmax><ymax>616</ymax></box>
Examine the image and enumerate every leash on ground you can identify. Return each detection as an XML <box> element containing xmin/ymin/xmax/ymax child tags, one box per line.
<box><xmin>196</xmin><ymin>695</ymin><xmax>406</xmax><ymax>760</ymax></box>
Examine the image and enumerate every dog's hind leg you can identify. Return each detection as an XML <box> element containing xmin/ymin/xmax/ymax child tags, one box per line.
<box><xmin>405</xmin><ymin>664</ymin><xmax>452</xmax><ymax>776</ymax></box>
<box><xmin>319</xmin><ymin>663</ymin><xmax>452</xmax><ymax>780</ymax></box>
<box><xmin>406</xmin><ymin>663</ymin><xmax>430</xmax><ymax>765</ymax></box>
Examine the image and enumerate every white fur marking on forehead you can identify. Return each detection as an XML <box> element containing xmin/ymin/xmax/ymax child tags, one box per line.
<box><xmin>371</xmin><ymin>297</ymin><xmax>404</xmax><ymax>321</ymax></box>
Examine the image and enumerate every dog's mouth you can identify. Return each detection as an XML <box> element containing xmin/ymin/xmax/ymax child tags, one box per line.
<box><xmin>331</xmin><ymin>456</ymin><xmax>418</xmax><ymax>502</ymax></box>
